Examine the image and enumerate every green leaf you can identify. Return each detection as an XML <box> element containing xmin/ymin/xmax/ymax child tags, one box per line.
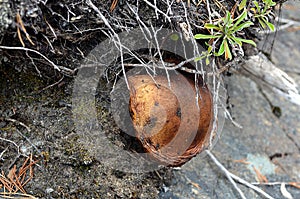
<box><xmin>260</xmin><ymin>16</ymin><xmax>275</xmax><ymax>31</ymax></box>
<box><xmin>195</xmin><ymin>56</ymin><xmax>204</xmax><ymax>62</ymax></box>
<box><xmin>224</xmin><ymin>39</ymin><xmax>232</xmax><ymax>60</ymax></box>
<box><xmin>204</xmin><ymin>23</ymin><xmax>221</xmax><ymax>30</ymax></box>
<box><xmin>257</xmin><ymin>17</ymin><xmax>267</xmax><ymax>29</ymax></box>
<box><xmin>207</xmin><ymin>45</ymin><xmax>213</xmax><ymax>53</ymax></box>
<box><xmin>234</xmin><ymin>10</ymin><xmax>248</xmax><ymax>28</ymax></box>
<box><xmin>205</xmin><ymin>56</ymin><xmax>210</xmax><ymax>65</ymax></box>
<box><xmin>266</xmin><ymin>21</ymin><xmax>275</xmax><ymax>31</ymax></box>
<box><xmin>229</xmin><ymin>36</ymin><xmax>243</xmax><ymax>46</ymax></box>
<box><xmin>234</xmin><ymin>21</ymin><xmax>254</xmax><ymax>31</ymax></box>
<box><xmin>238</xmin><ymin>0</ymin><xmax>247</xmax><ymax>11</ymax></box>
<box><xmin>223</xmin><ymin>11</ymin><xmax>232</xmax><ymax>25</ymax></box>
<box><xmin>262</xmin><ymin>4</ymin><xmax>268</xmax><ymax>13</ymax></box>
<box><xmin>217</xmin><ymin>39</ymin><xmax>225</xmax><ymax>56</ymax></box>
<box><xmin>250</xmin><ymin>7</ymin><xmax>256</xmax><ymax>14</ymax></box>
<box><xmin>263</xmin><ymin>0</ymin><xmax>276</xmax><ymax>7</ymax></box>
<box><xmin>194</xmin><ymin>34</ymin><xmax>221</xmax><ymax>39</ymax></box>
<box><xmin>253</xmin><ymin>1</ymin><xmax>260</xmax><ymax>11</ymax></box>
<box><xmin>194</xmin><ymin>52</ymin><xmax>211</xmax><ymax>65</ymax></box>
<box><xmin>238</xmin><ymin>38</ymin><xmax>257</xmax><ymax>46</ymax></box>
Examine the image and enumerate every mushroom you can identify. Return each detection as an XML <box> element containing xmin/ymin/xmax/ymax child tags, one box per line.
<box><xmin>128</xmin><ymin>70</ymin><xmax>214</xmax><ymax>166</ymax></box>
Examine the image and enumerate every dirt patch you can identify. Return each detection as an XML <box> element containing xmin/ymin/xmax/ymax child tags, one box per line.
<box><xmin>0</xmin><ymin>64</ymin><xmax>174</xmax><ymax>198</ymax></box>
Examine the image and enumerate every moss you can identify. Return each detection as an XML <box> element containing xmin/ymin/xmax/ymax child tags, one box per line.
<box><xmin>64</xmin><ymin>135</ymin><xmax>95</xmax><ymax>167</ymax></box>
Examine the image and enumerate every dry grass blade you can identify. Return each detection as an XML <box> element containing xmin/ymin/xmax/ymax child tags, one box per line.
<box><xmin>0</xmin><ymin>155</ymin><xmax>38</xmax><ymax>195</ymax></box>
<box><xmin>110</xmin><ymin>0</ymin><xmax>118</xmax><ymax>12</ymax></box>
<box><xmin>0</xmin><ymin>173</ymin><xmax>13</xmax><ymax>193</ymax></box>
<box><xmin>253</xmin><ymin>166</ymin><xmax>268</xmax><ymax>183</ymax></box>
<box><xmin>289</xmin><ymin>182</ymin><xmax>300</xmax><ymax>189</ymax></box>
<box><xmin>0</xmin><ymin>192</ymin><xmax>38</xmax><ymax>199</ymax></box>
<box><xmin>16</xmin><ymin>13</ymin><xmax>35</xmax><ymax>47</ymax></box>
<box><xmin>7</xmin><ymin>165</ymin><xmax>26</xmax><ymax>194</ymax></box>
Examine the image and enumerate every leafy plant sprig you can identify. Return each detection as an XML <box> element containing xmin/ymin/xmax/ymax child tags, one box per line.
<box><xmin>251</xmin><ymin>0</ymin><xmax>277</xmax><ymax>31</ymax></box>
<box><xmin>194</xmin><ymin>10</ymin><xmax>256</xmax><ymax>60</ymax></box>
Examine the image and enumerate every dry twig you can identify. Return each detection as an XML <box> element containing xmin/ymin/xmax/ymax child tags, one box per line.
<box><xmin>206</xmin><ymin>150</ymin><xmax>275</xmax><ymax>199</ymax></box>
<box><xmin>252</xmin><ymin>181</ymin><xmax>300</xmax><ymax>189</ymax></box>
<box><xmin>0</xmin><ymin>46</ymin><xmax>74</xmax><ymax>75</ymax></box>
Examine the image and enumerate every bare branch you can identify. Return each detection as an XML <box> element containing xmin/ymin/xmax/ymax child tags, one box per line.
<box><xmin>142</xmin><ymin>0</ymin><xmax>171</xmax><ymax>22</ymax></box>
<box><xmin>86</xmin><ymin>0</ymin><xmax>129</xmax><ymax>89</ymax></box>
<box><xmin>206</xmin><ymin>150</ymin><xmax>247</xmax><ymax>199</ymax></box>
<box><xmin>206</xmin><ymin>150</ymin><xmax>276</xmax><ymax>199</ymax></box>
<box><xmin>0</xmin><ymin>45</ymin><xmax>74</xmax><ymax>74</ymax></box>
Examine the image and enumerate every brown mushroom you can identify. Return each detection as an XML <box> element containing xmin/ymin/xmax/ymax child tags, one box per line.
<box><xmin>128</xmin><ymin>70</ymin><xmax>214</xmax><ymax>166</ymax></box>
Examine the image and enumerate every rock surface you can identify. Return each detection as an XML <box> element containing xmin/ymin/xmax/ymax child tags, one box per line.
<box><xmin>159</xmin><ymin>2</ymin><xmax>300</xmax><ymax>198</ymax></box>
